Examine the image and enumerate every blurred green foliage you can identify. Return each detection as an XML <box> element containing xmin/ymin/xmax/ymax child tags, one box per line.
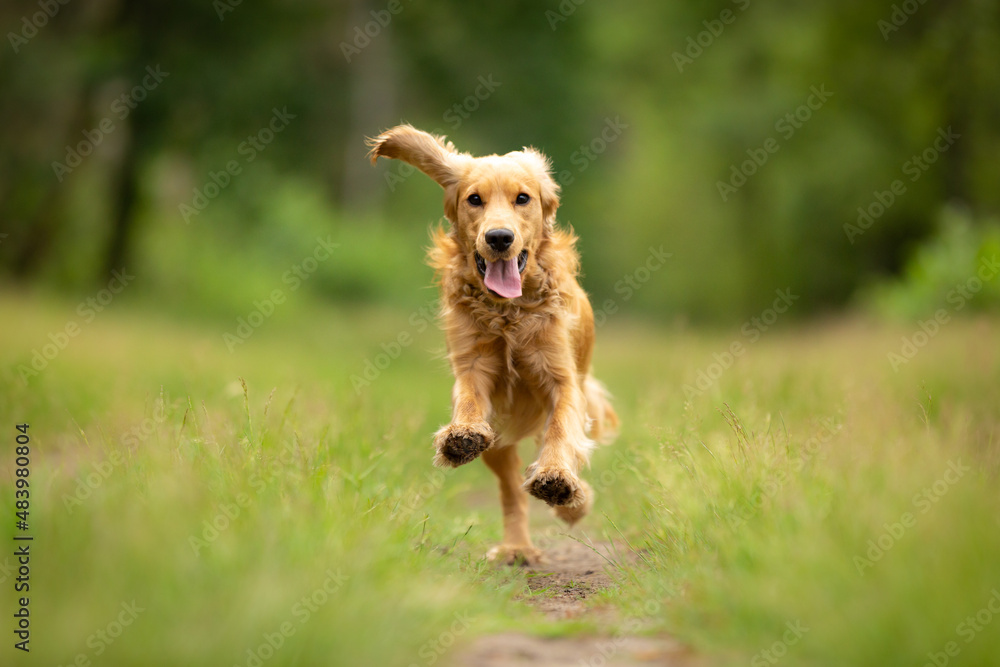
<box><xmin>1</xmin><ymin>0</ymin><xmax>999</xmax><ymax>322</ymax></box>
<box><xmin>861</xmin><ymin>205</ymin><xmax>1000</xmax><ymax>319</ymax></box>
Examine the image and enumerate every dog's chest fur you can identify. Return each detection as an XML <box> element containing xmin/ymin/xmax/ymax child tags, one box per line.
<box><xmin>451</xmin><ymin>282</ymin><xmax>571</xmax><ymax>400</ymax></box>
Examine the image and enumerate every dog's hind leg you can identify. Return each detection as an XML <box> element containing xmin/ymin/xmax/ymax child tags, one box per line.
<box><xmin>584</xmin><ymin>375</ymin><xmax>619</xmax><ymax>445</ymax></box>
<box><xmin>482</xmin><ymin>443</ymin><xmax>543</xmax><ymax>565</ymax></box>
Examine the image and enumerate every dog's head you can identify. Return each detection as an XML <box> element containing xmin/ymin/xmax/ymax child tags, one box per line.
<box><xmin>367</xmin><ymin>125</ymin><xmax>560</xmax><ymax>300</ymax></box>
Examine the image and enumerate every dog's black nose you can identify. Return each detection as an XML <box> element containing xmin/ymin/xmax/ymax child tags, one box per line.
<box><xmin>485</xmin><ymin>228</ymin><xmax>515</xmax><ymax>253</ymax></box>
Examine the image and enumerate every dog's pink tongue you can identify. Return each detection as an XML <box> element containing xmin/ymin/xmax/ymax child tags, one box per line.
<box><xmin>484</xmin><ymin>257</ymin><xmax>522</xmax><ymax>298</ymax></box>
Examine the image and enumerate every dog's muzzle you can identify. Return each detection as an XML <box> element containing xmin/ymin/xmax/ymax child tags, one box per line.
<box><xmin>476</xmin><ymin>249</ymin><xmax>528</xmax><ymax>276</ymax></box>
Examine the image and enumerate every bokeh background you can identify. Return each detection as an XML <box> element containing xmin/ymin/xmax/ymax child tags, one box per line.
<box><xmin>4</xmin><ymin>4</ymin><xmax>1000</xmax><ymax>666</ymax></box>
<box><xmin>3</xmin><ymin>0</ymin><xmax>999</xmax><ymax>323</ymax></box>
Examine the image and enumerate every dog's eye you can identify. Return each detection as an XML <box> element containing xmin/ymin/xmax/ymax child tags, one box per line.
<box><xmin>515</xmin><ymin>193</ymin><xmax>530</xmax><ymax>205</ymax></box>
<box><xmin>467</xmin><ymin>194</ymin><xmax>483</xmax><ymax>206</ymax></box>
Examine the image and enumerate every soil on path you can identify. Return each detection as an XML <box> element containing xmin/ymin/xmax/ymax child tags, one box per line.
<box><xmin>450</xmin><ymin>539</ymin><xmax>693</xmax><ymax>666</ymax></box>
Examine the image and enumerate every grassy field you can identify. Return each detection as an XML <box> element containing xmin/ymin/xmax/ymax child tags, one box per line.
<box><xmin>2</xmin><ymin>290</ymin><xmax>998</xmax><ymax>666</ymax></box>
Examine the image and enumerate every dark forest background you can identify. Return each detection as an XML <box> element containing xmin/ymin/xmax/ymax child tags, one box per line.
<box><xmin>2</xmin><ymin>0</ymin><xmax>999</xmax><ymax>323</ymax></box>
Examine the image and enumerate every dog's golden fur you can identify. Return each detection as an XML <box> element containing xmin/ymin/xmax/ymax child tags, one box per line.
<box><xmin>367</xmin><ymin>125</ymin><xmax>618</xmax><ymax>564</ymax></box>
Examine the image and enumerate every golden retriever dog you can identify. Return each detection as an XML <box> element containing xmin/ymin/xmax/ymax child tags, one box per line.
<box><xmin>367</xmin><ymin>125</ymin><xmax>618</xmax><ymax>564</ymax></box>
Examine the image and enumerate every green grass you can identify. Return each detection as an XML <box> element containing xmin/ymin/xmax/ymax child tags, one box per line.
<box><xmin>602</xmin><ymin>320</ymin><xmax>1000</xmax><ymax>666</ymax></box>
<box><xmin>2</xmin><ymin>291</ymin><xmax>998</xmax><ymax>666</ymax></box>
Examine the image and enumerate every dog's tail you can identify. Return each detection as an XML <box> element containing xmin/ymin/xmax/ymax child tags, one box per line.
<box><xmin>584</xmin><ymin>375</ymin><xmax>619</xmax><ymax>445</ymax></box>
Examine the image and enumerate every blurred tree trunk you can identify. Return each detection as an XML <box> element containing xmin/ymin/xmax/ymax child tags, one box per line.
<box><xmin>939</xmin><ymin>0</ymin><xmax>1000</xmax><ymax>214</ymax></box>
<box><xmin>8</xmin><ymin>84</ymin><xmax>91</xmax><ymax>279</ymax></box>
<box><xmin>339</xmin><ymin>0</ymin><xmax>396</xmax><ymax>214</ymax></box>
<box><xmin>100</xmin><ymin>0</ymin><xmax>149</xmax><ymax>281</ymax></box>
<box><xmin>103</xmin><ymin>122</ymin><xmax>139</xmax><ymax>277</ymax></box>
<box><xmin>940</xmin><ymin>0</ymin><xmax>971</xmax><ymax>207</ymax></box>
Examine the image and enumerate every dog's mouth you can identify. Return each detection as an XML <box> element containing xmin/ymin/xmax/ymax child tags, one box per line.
<box><xmin>475</xmin><ymin>250</ymin><xmax>528</xmax><ymax>299</ymax></box>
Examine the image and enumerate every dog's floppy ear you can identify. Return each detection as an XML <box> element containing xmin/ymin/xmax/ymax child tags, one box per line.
<box><xmin>512</xmin><ymin>148</ymin><xmax>561</xmax><ymax>226</ymax></box>
<box><xmin>367</xmin><ymin>124</ymin><xmax>469</xmax><ymax>189</ymax></box>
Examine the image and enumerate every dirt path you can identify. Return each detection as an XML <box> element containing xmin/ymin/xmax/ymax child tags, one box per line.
<box><xmin>451</xmin><ymin>539</ymin><xmax>692</xmax><ymax>666</ymax></box>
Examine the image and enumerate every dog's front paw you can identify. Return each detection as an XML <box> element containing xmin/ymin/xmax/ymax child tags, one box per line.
<box><xmin>433</xmin><ymin>422</ymin><xmax>494</xmax><ymax>467</ymax></box>
<box><xmin>523</xmin><ymin>464</ymin><xmax>586</xmax><ymax>508</ymax></box>
<box><xmin>552</xmin><ymin>479</ymin><xmax>593</xmax><ymax>526</ymax></box>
